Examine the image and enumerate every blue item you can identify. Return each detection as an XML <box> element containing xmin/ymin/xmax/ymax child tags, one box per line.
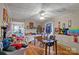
<box><xmin>0</xmin><ymin>41</ymin><xmax>3</xmax><ymax>51</ymax></box>
<box><xmin>46</xmin><ymin>23</ymin><xmax>52</xmax><ymax>34</ymax></box>
<box><xmin>2</xmin><ymin>38</ymin><xmax>11</xmax><ymax>49</ymax></box>
<box><xmin>47</xmin><ymin>40</ymin><xmax>54</xmax><ymax>46</ymax></box>
<box><xmin>68</xmin><ymin>30</ymin><xmax>79</xmax><ymax>35</ymax></box>
<box><xmin>63</xmin><ymin>28</ymin><xmax>69</xmax><ymax>35</ymax></box>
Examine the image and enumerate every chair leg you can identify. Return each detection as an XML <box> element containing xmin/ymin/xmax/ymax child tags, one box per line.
<box><xmin>45</xmin><ymin>44</ymin><xmax>47</xmax><ymax>55</ymax></box>
<box><xmin>49</xmin><ymin>46</ymin><xmax>50</xmax><ymax>55</ymax></box>
<box><xmin>53</xmin><ymin>45</ymin><xmax>54</xmax><ymax>51</ymax></box>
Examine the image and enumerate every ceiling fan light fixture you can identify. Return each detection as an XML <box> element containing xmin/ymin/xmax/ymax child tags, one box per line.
<box><xmin>40</xmin><ymin>16</ymin><xmax>45</xmax><ymax>20</ymax></box>
<box><xmin>40</xmin><ymin>13</ymin><xmax>45</xmax><ymax>16</ymax></box>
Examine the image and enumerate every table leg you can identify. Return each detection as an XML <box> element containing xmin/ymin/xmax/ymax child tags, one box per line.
<box><xmin>34</xmin><ymin>39</ymin><xmax>36</xmax><ymax>45</ymax></box>
<box><xmin>43</xmin><ymin>43</ymin><xmax>44</xmax><ymax>48</ymax></box>
<box><xmin>55</xmin><ymin>40</ymin><xmax>57</xmax><ymax>55</ymax></box>
<box><xmin>45</xmin><ymin>44</ymin><xmax>47</xmax><ymax>55</ymax></box>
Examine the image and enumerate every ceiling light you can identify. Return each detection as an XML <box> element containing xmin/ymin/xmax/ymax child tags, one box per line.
<box><xmin>40</xmin><ymin>16</ymin><xmax>45</xmax><ymax>20</ymax></box>
<box><xmin>40</xmin><ymin>13</ymin><xmax>45</xmax><ymax>16</ymax></box>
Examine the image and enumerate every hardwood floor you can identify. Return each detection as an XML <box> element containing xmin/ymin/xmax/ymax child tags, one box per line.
<box><xmin>56</xmin><ymin>44</ymin><xmax>79</xmax><ymax>55</ymax></box>
<box><xmin>24</xmin><ymin>43</ymin><xmax>44</xmax><ymax>55</ymax></box>
<box><xmin>24</xmin><ymin>42</ymin><xmax>79</xmax><ymax>55</ymax></box>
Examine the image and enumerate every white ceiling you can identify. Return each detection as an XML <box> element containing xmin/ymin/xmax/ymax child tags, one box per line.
<box><xmin>1</xmin><ymin>3</ymin><xmax>79</xmax><ymax>21</ymax></box>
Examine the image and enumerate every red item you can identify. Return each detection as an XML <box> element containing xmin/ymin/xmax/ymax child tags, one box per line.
<box><xmin>16</xmin><ymin>37</ymin><xmax>20</xmax><ymax>40</ymax></box>
<box><xmin>16</xmin><ymin>36</ymin><xmax>24</xmax><ymax>40</ymax></box>
<box><xmin>12</xmin><ymin>34</ymin><xmax>16</xmax><ymax>37</ymax></box>
<box><xmin>11</xmin><ymin>44</ymin><xmax>22</xmax><ymax>49</ymax></box>
<box><xmin>73</xmin><ymin>35</ymin><xmax>78</xmax><ymax>43</ymax></box>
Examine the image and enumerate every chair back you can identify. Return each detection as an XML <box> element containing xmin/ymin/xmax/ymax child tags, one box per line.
<box><xmin>49</xmin><ymin>35</ymin><xmax>55</xmax><ymax>40</ymax></box>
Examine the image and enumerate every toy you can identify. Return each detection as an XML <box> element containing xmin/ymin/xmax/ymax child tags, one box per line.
<box><xmin>73</xmin><ymin>35</ymin><xmax>78</xmax><ymax>43</ymax></box>
<box><xmin>2</xmin><ymin>38</ymin><xmax>11</xmax><ymax>49</ymax></box>
<box><xmin>11</xmin><ymin>44</ymin><xmax>23</xmax><ymax>49</ymax></box>
<box><xmin>63</xmin><ymin>28</ymin><xmax>69</xmax><ymax>35</ymax></box>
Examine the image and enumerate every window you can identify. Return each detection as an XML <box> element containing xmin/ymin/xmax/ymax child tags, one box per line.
<box><xmin>12</xmin><ymin>22</ymin><xmax>24</xmax><ymax>37</ymax></box>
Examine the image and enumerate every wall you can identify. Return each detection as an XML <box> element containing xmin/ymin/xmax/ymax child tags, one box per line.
<box><xmin>24</xmin><ymin>19</ymin><xmax>43</xmax><ymax>28</ymax></box>
<box><xmin>24</xmin><ymin>19</ymin><xmax>43</xmax><ymax>33</ymax></box>
<box><xmin>42</xmin><ymin>13</ymin><xmax>79</xmax><ymax>32</ymax></box>
<box><xmin>54</xmin><ymin>13</ymin><xmax>79</xmax><ymax>28</ymax></box>
<box><xmin>12</xmin><ymin>18</ymin><xmax>43</xmax><ymax>34</ymax></box>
